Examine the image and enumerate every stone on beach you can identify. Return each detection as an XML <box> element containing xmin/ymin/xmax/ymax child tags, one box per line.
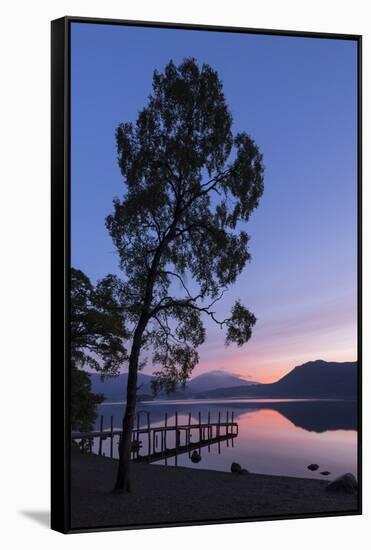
<box><xmin>326</xmin><ymin>473</ymin><xmax>358</xmax><ymax>494</ymax></box>
<box><xmin>307</xmin><ymin>464</ymin><xmax>319</xmax><ymax>471</ymax></box>
<box><xmin>231</xmin><ymin>462</ymin><xmax>242</xmax><ymax>473</ymax></box>
<box><xmin>191</xmin><ymin>451</ymin><xmax>202</xmax><ymax>463</ymax></box>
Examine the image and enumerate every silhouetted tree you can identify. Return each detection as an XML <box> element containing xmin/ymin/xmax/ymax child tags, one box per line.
<box><xmin>107</xmin><ymin>58</ymin><xmax>264</xmax><ymax>492</ymax></box>
<box><xmin>71</xmin><ymin>268</ymin><xmax>128</xmax><ymax>431</ymax></box>
<box><xmin>71</xmin><ymin>366</ymin><xmax>104</xmax><ymax>433</ymax></box>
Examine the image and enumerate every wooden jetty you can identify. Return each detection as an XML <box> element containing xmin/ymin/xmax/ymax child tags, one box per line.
<box><xmin>72</xmin><ymin>410</ymin><xmax>238</xmax><ymax>463</ymax></box>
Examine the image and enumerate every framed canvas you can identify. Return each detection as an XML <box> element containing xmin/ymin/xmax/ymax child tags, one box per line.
<box><xmin>51</xmin><ymin>16</ymin><xmax>362</xmax><ymax>533</ymax></box>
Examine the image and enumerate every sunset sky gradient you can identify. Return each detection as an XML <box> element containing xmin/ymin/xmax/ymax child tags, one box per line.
<box><xmin>71</xmin><ymin>23</ymin><xmax>358</xmax><ymax>383</ymax></box>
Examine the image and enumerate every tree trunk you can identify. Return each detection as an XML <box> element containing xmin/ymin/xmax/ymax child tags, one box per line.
<box><xmin>113</xmin><ymin>228</ymin><xmax>176</xmax><ymax>493</ymax></box>
<box><xmin>113</xmin><ymin>327</ymin><xmax>143</xmax><ymax>493</ymax></box>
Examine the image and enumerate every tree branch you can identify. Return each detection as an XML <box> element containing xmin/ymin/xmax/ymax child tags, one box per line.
<box><xmin>150</xmin><ymin>289</ymin><xmax>228</xmax><ymax>328</ymax></box>
<box><xmin>153</xmin><ymin>313</ymin><xmax>185</xmax><ymax>345</ymax></box>
<box><xmin>181</xmin><ymin>167</ymin><xmax>233</xmax><ymax>211</ymax></box>
<box><xmin>160</xmin><ymin>270</ymin><xmax>194</xmax><ymax>299</ymax></box>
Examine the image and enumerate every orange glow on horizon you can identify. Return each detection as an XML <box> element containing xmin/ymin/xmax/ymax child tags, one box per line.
<box><xmin>144</xmin><ymin>291</ymin><xmax>357</xmax><ymax>383</ymax></box>
<box><xmin>191</xmin><ymin>345</ymin><xmax>357</xmax><ymax>384</ymax></box>
<box><xmin>190</xmin><ymin>317</ymin><xmax>357</xmax><ymax>383</ymax></box>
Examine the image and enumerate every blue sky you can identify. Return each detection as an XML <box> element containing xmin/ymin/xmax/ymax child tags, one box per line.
<box><xmin>71</xmin><ymin>22</ymin><xmax>358</xmax><ymax>382</ymax></box>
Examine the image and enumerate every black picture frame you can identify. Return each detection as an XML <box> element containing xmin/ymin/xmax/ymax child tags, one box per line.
<box><xmin>51</xmin><ymin>16</ymin><xmax>362</xmax><ymax>534</ymax></box>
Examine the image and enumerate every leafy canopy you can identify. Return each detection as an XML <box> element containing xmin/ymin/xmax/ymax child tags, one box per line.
<box><xmin>70</xmin><ymin>268</ymin><xmax>128</xmax><ymax>430</ymax></box>
<box><xmin>71</xmin><ymin>268</ymin><xmax>128</xmax><ymax>374</ymax></box>
<box><xmin>71</xmin><ymin>365</ymin><xmax>104</xmax><ymax>432</ymax></box>
<box><xmin>106</xmin><ymin>58</ymin><xmax>264</xmax><ymax>393</ymax></box>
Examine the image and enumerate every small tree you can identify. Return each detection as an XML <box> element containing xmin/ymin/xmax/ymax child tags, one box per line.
<box><xmin>107</xmin><ymin>58</ymin><xmax>264</xmax><ymax>492</ymax></box>
<box><xmin>71</xmin><ymin>366</ymin><xmax>104</xmax><ymax>433</ymax></box>
<box><xmin>70</xmin><ymin>268</ymin><xmax>128</xmax><ymax>431</ymax></box>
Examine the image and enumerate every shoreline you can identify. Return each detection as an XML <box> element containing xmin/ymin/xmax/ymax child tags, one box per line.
<box><xmin>71</xmin><ymin>450</ymin><xmax>358</xmax><ymax>529</ymax></box>
<box><xmin>100</xmin><ymin>397</ymin><xmax>356</xmax><ymax>405</ymax></box>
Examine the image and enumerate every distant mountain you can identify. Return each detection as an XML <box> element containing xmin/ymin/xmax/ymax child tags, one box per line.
<box><xmin>90</xmin><ymin>372</ymin><xmax>153</xmax><ymax>402</ymax></box>
<box><xmin>196</xmin><ymin>361</ymin><xmax>357</xmax><ymax>399</ymax></box>
<box><xmin>89</xmin><ymin>369</ymin><xmax>259</xmax><ymax>401</ymax></box>
<box><xmin>90</xmin><ymin>361</ymin><xmax>356</xmax><ymax>401</ymax></box>
<box><xmin>186</xmin><ymin>370</ymin><xmax>259</xmax><ymax>393</ymax></box>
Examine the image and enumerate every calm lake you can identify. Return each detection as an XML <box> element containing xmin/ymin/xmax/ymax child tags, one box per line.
<box><xmin>94</xmin><ymin>399</ymin><xmax>357</xmax><ymax>481</ymax></box>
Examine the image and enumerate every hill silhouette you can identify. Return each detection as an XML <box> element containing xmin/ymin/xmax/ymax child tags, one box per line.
<box><xmin>90</xmin><ymin>369</ymin><xmax>258</xmax><ymax>402</ymax></box>
<box><xmin>196</xmin><ymin>360</ymin><xmax>357</xmax><ymax>399</ymax></box>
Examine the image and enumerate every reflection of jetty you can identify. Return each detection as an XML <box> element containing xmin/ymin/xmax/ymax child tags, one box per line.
<box><xmin>72</xmin><ymin>410</ymin><xmax>239</xmax><ymax>464</ymax></box>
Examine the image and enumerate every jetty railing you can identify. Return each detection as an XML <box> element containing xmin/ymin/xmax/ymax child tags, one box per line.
<box><xmin>72</xmin><ymin>410</ymin><xmax>238</xmax><ymax>464</ymax></box>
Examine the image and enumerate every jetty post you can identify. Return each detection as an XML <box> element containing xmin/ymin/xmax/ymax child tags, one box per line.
<box><xmin>147</xmin><ymin>412</ymin><xmax>151</xmax><ymax>462</ymax></box>
<box><xmin>98</xmin><ymin>415</ymin><xmax>103</xmax><ymax>456</ymax></box>
<box><xmin>161</xmin><ymin>424</ymin><xmax>164</xmax><ymax>456</ymax></box>
<box><xmin>175</xmin><ymin>411</ymin><xmax>179</xmax><ymax>447</ymax></box>
<box><xmin>175</xmin><ymin>411</ymin><xmax>179</xmax><ymax>466</ymax></box>
<box><xmin>164</xmin><ymin>412</ymin><xmax>168</xmax><ymax>465</ymax></box>
<box><xmin>110</xmin><ymin>415</ymin><xmax>114</xmax><ymax>458</ymax></box>
<box><xmin>207</xmin><ymin>411</ymin><xmax>211</xmax><ymax>452</ymax></box>
<box><xmin>218</xmin><ymin>411</ymin><xmax>221</xmax><ymax>454</ymax></box>
<box><xmin>188</xmin><ymin>412</ymin><xmax>192</xmax><ymax>456</ymax></box>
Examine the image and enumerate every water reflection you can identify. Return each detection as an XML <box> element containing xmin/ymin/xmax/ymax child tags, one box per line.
<box><xmin>95</xmin><ymin>399</ymin><xmax>357</xmax><ymax>480</ymax></box>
